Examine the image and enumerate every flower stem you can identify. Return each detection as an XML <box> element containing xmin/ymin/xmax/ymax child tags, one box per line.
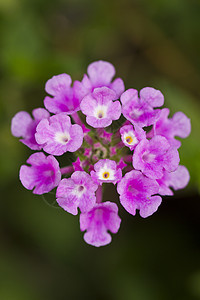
<box><xmin>96</xmin><ymin>185</ymin><xmax>102</xmax><ymax>203</ymax></box>
<box><xmin>61</xmin><ymin>166</ymin><xmax>74</xmax><ymax>175</ymax></box>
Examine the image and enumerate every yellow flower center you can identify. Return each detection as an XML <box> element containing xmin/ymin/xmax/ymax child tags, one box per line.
<box><xmin>125</xmin><ymin>136</ymin><xmax>133</xmax><ymax>144</ymax></box>
<box><xmin>103</xmin><ymin>171</ymin><xmax>110</xmax><ymax>179</ymax></box>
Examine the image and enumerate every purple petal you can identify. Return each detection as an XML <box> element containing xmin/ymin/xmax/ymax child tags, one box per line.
<box><xmin>11</xmin><ymin>111</ymin><xmax>32</xmax><ymax>138</ymax></box>
<box><xmin>66</xmin><ymin>124</ymin><xmax>83</xmax><ymax>152</ymax></box>
<box><xmin>163</xmin><ymin>147</ymin><xmax>180</xmax><ymax>172</ymax></box>
<box><xmin>139</xmin><ymin>195</ymin><xmax>162</xmax><ymax>218</ymax></box>
<box><xmin>140</xmin><ymin>87</ymin><xmax>164</xmax><ymax>107</ymax></box>
<box><xmin>120</xmin><ymin>89</ymin><xmax>138</xmax><ymax>106</ymax></box>
<box><xmin>109</xmin><ymin>78</ymin><xmax>125</xmax><ymax>99</ymax></box>
<box><xmin>86</xmin><ymin>116</ymin><xmax>112</xmax><ymax>128</ymax></box>
<box><xmin>32</xmin><ymin>108</ymin><xmax>50</xmax><ymax>120</ymax></box>
<box><xmin>73</xmin><ymin>79</ymin><xmax>90</xmax><ymax>102</ymax></box>
<box><xmin>36</xmin><ymin>113</ymin><xmax>83</xmax><ymax>155</ymax></box>
<box><xmin>56</xmin><ymin>178</ymin><xmax>79</xmax><ymax>215</ymax></box>
<box><xmin>165</xmin><ymin>165</ymin><xmax>190</xmax><ymax>191</ymax></box>
<box><xmin>80</xmin><ymin>94</ymin><xmax>96</xmax><ymax>116</ymax></box>
<box><xmin>107</xmin><ymin>100</ymin><xmax>121</xmax><ymax>120</ymax></box>
<box><xmin>87</xmin><ymin>61</ymin><xmax>115</xmax><ymax>86</ymax></box>
<box><xmin>56</xmin><ymin>172</ymin><xmax>98</xmax><ymax>215</ymax></box>
<box><xmin>172</xmin><ymin>111</ymin><xmax>191</xmax><ymax>138</ymax></box>
<box><xmin>117</xmin><ymin>170</ymin><xmax>159</xmax><ymax>198</ymax></box>
<box><xmin>45</xmin><ymin>73</ymin><xmax>72</xmax><ymax>96</ymax></box>
<box><xmin>20</xmin><ymin>165</ymin><xmax>37</xmax><ymax>190</ymax></box>
<box><xmin>20</xmin><ymin>153</ymin><xmax>61</xmax><ymax>195</ymax></box>
<box><xmin>93</xmin><ymin>87</ymin><xmax>116</xmax><ymax>103</ymax></box>
<box><xmin>80</xmin><ymin>201</ymin><xmax>121</xmax><ymax>247</ymax></box>
<box><xmin>132</xmin><ymin>139</ymin><xmax>149</xmax><ymax>172</ymax></box>
<box><xmin>11</xmin><ymin>109</ymin><xmax>50</xmax><ymax>150</ymax></box>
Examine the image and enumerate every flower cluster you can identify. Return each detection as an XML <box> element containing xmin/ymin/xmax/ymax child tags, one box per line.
<box><xmin>11</xmin><ymin>60</ymin><xmax>191</xmax><ymax>247</ymax></box>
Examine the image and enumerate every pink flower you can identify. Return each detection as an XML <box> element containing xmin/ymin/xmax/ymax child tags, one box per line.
<box><xmin>56</xmin><ymin>171</ymin><xmax>98</xmax><ymax>215</ymax></box>
<box><xmin>20</xmin><ymin>152</ymin><xmax>61</xmax><ymax>195</ymax></box>
<box><xmin>121</xmin><ymin>87</ymin><xmax>164</xmax><ymax>127</ymax></box>
<box><xmin>120</xmin><ymin>124</ymin><xmax>146</xmax><ymax>150</ymax></box>
<box><xmin>148</xmin><ymin>108</ymin><xmax>191</xmax><ymax>148</ymax></box>
<box><xmin>35</xmin><ymin>113</ymin><xmax>83</xmax><ymax>156</ymax></box>
<box><xmin>91</xmin><ymin>159</ymin><xmax>122</xmax><ymax>185</ymax></box>
<box><xmin>80</xmin><ymin>201</ymin><xmax>121</xmax><ymax>247</ymax></box>
<box><xmin>80</xmin><ymin>87</ymin><xmax>121</xmax><ymax>128</ymax></box>
<box><xmin>117</xmin><ymin>170</ymin><xmax>162</xmax><ymax>218</ymax></box>
<box><xmin>11</xmin><ymin>108</ymin><xmax>50</xmax><ymax>150</ymax></box>
<box><xmin>156</xmin><ymin>165</ymin><xmax>190</xmax><ymax>196</ymax></box>
<box><xmin>133</xmin><ymin>136</ymin><xmax>180</xmax><ymax>179</ymax></box>
<box><xmin>44</xmin><ymin>73</ymin><xmax>81</xmax><ymax>114</ymax></box>
<box><xmin>74</xmin><ymin>60</ymin><xmax>125</xmax><ymax>100</ymax></box>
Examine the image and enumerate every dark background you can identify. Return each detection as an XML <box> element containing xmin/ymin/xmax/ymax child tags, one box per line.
<box><xmin>0</xmin><ymin>0</ymin><xmax>200</xmax><ymax>299</ymax></box>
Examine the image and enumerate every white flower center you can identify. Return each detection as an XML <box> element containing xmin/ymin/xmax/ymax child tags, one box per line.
<box><xmin>94</xmin><ymin>105</ymin><xmax>107</xmax><ymax>119</ymax></box>
<box><xmin>55</xmin><ymin>132</ymin><xmax>70</xmax><ymax>145</ymax></box>
<box><xmin>130</xmin><ymin>108</ymin><xmax>142</xmax><ymax>119</ymax></box>
<box><xmin>142</xmin><ymin>151</ymin><xmax>156</xmax><ymax>163</ymax></box>
<box><xmin>72</xmin><ymin>185</ymin><xmax>85</xmax><ymax>197</ymax></box>
<box><xmin>98</xmin><ymin>166</ymin><xmax>115</xmax><ymax>181</ymax></box>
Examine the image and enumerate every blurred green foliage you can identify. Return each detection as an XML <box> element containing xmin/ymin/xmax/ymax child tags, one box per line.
<box><xmin>0</xmin><ymin>0</ymin><xmax>200</xmax><ymax>299</ymax></box>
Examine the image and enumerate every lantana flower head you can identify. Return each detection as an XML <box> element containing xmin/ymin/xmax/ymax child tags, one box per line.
<box><xmin>11</xmin><ymin>60</ymin><xmax>191</xmax><ymax>247</ymax></box>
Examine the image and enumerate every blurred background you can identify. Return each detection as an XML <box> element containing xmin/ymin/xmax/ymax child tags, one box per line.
<box><xmin>0</xmin><ymin>0</ymin><xmax>200</xmax><ymax>299</ymax></box>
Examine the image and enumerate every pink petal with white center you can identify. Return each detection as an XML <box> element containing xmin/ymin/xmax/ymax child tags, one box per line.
<box><xmin>56</xmin><ymin>172</ymin><xmax>98</xmax><ymax>215</ymax></box>
<box><xmin>120</xmin><ymin>124</ymin><xmax>146</xmax><ymax>150</ymax></box>
<box><xmin>35</xmin><ymin>113</ymin><xmax>83</xmax><ymax>156</ymax></box>
<box><xmin>91</xmin><ymin>159</ymin><xmax>122</xmax><ymax>185</ymax></box>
